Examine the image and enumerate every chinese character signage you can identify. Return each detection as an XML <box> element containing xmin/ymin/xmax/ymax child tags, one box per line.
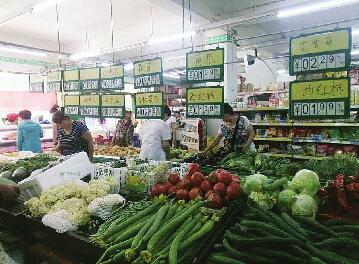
<box><xmin>63</xmin><ymin>70</ymin><xmax>79</xmax><ymax>91</ymax></box>
<box><xmin>79</xmin><ymin>94</ymin><xmax>100</xmax><ymax>117</ymax></box>
<box><xmin>100</xmin><ymin>65</ymin><xmax>124</xmax><ymax>90</ymax></box>
<box><xmin>133</xmin><ymin>58</ymin><xmax>163</xmax><ymax>88</ymax></box>
<box><xmin>29</xmin><ymin>74</ymin><xmax>44</xmax><ymax>92</ymax></box>
<box><xmin>101</xmin><ymin>94</ymin><xmax>125</xmax><ymax>118</ymax></box>
<box><xmin>186</xmin><ymin>48</ymin><xmax>224</xmax><ymax>84</ymax></box>
<box><xmin>64</xmin><ymin>95</ymin><xmax>79</xmax><ymax>116</ymax></box>
<box><xmin>289</xmin><ymin>77</ymin><xmax>350</xmax><ymax>120</ymax></box>
<box><xmin>80</xmin><ymin>68</ymin><xmax>100</xmax><ymax>91</ymax></box>
<box><xmin>135</xmin><ymin>92</ymin><xmax>163</xmax><ymax>119</ymax></box>
<box><xmin>289</xmin><ymin>28</ymin><xmax>351</xmax><ymax>75</ymax></box>
<box><xmin>186</xmin><ymin>86</ymin><xmax>224</xmax><ymax>118</ymax></box>
<box><xmin>47</xmin><ymin>71</ymin><xmax>62</xmax><ymax>92</ymax></box>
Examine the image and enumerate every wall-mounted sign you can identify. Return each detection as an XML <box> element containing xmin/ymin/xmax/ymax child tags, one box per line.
<box><xmin>205</xmin><ymin>34</ymin><xmax>232</xmax><ymax>45</ymax></box>
<box><xmin>289</xmin><ymin>77</ymin><xmax>350</xmax><ymax>119</ymax></box>
<box><xmin>100</xmin><ymin>65</ymin><xmax>124</xmax><ymax>90</ymax></box>
<box><xmin>186</xmin><ymin>86</ymin><xmax>224</xmax><ymax>118</ymax></box>
<box><xmin>133</xmin><ymin>58</ymin><xmax>163</xmax><ymax>88</ymax></box>
<box><xmin>101</xmin><ymin>94</ymin><xmax>125</xmax><ymax>118</ymax></box>
<box><xmin>64</xmin><ymin>95</ymin><xmax>79</xmax><ymax>116</ymax></box>
<box><xmin>186</xmin><ymin>48</ymin><xmax>224</xmax><ymax>83</ymax></box>
<box><xmin>135</xmin><ymin>92</ymin><xmax>163</xmax><ymax>118</ymax></box>
<box><xmin>63</xmin><ymin>70</ymin><xmax>79</xmax><ymax>91</ymax></box>
<box><xmin>29</xmin><ymin>74</ymin><xmax>44</xmax><ymax>92</ymax></box>
<box><xmin>289</xmin><ymin>28</ymin><xmax>351</xmax><ymax>76</ymax></box>
<box><xmin>47</xmin><ymin>71</ymin><xmax>62</xmax><ymax>92</ymax></box>
<box><xmin>80</xmin><ymin>68</ymin><xmax>100</xmax><ymax>91</ymax></box>
<box><xmin>79</xmin><ymin>94</ymin><xmax>100</xmax><ymax>117</ymax></box>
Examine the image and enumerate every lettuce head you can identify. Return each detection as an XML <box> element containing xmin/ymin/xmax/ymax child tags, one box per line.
<box><xmin>291</xmin><ymin>169</ymin><xmax>320</xmax><ymax>196</ymax></box>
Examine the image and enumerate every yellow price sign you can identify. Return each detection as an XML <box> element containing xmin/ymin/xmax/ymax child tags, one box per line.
<box><xmin>187</xmin><ymin>87</ymin><xmax>223</xmax><ymax>103</ymax></box>
<box><xmin>291</xmin><ymin>78</ymin><xmax>349</xmax><ymax>101</ymax></box>
<box><xmin>80</xmin><ymin>94</ymin><xmax>100</xmax><ymax>106</ymax></box>
<box><xmin>187</xmin><ymin>48</ymin><xmax>224</xmax><ymax>68</ymax></box>
<box><xmin>64</xmin><ymin>95</ymin><xmax>79</xmax><ymax>106</ymax></box>
<box><xmin>47</xmin><ymin>71</ymin><xmax>61</xmax><ymax>83</ymax></box>
<box><xmin>101</xmin><ymin>94</ymin><xmax>125</xmax><ymax>106</ymax></box>
<box><xmin>30</xmin><ymin>74</ymin><xmax>43</xmax><ymax>84</ymax></box>
<box><xmin>64</xmin><ymin>70</ymin><xmax>79</xmax><ymax>81</ymax></box>
<box><xmin>101</xmin><ymin>66</ymin><xmax>124</xmax><ymax>78</ymax></box>
<box><xmin>134</xmin><ymin>58</ymin><xmax>162</xmax><ymax>75</ymax></box>
<box><xmin>135</xmin><ymin>92</ymin><xmax>163</xmax><ymax>106</ymax></box>
<box><xmin>80</xmin><ymin>68</ymin><xmax>100</xmax><ymax>80</ymax></box>
<box><xmin>291</xmin><ymin>29</ymin><xmax>350</xmax><ymax>56</ymax></box>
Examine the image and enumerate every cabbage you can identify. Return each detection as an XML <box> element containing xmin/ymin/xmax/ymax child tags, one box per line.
<box><xmin>248</xmin><ymin>191</ymin><xmax>276</xmax><ymax>210</ymax></box>
<box><xmin>277</xmin><ymin>189</ymin><xmax>296</xmax><ymax>212</ymax></box>
<box><xmin>242</xmin><ymin>174</ymin><xmax>269</xmax><ymax>195</ymax></box>
<box><xmin>292</xmin><ymin>194</ymin><xmax>318</xmax><ymax>218</ymax></box>
<box><xmin>291</xmin><ymin>169</ymin><xmax>320</xmax><ymax>196</ymax></box>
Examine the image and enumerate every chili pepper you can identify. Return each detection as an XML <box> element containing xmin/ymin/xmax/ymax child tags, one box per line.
<box><xmin>335</xmin><ymin>174</ymin><xmax>351</xmax><ymax>212</ymax></box>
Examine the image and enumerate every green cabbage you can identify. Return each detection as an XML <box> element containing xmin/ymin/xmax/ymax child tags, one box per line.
<box><xmin>242</xmin><ymin>174</ymin><xmax>269</xmax><ymax>195</ymax></box>
<box><xmin>292</xmin><ymin>194</ymin><xmax>318</xmax><ymax>218</ymax></box>
<box><xmin>291</xmin><ymin>169</ymin><xmax>320</xmax><ymax>196</ymax></box>
<box><xmin>277</xmin><ymin>189</ymin><xmax>296</xmax><ymax>212</ymax></box>
<box><xmin>248</xmin><ymin>191</ymin><xmax>276</xmax><ymax>210</ymax></box>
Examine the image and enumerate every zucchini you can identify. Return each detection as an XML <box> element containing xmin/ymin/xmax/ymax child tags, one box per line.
<box><xmin>112</xmin><ymin>218</ymin><xmax>147</xmax><ymax>244</ymax></box>
<box><xmin>294</xmin><ymin>216</ymin><xmax>337</xmax><ymax>237</ymax></box>
<box><xmin>178</xmin><ymin>220</ymin><xmax>215</xmax><ymax>252</ymax></box>
<box><xmin>280</xmin><ymin>212</ymin><xmax>308</xmax><ymax>238</ymax></box>
<box><xmin>96</xmin><ymin>237</ymin><xmax>133</xmax><ymax>264</ymax></box>
<box><xmin>314</xmin><ymin>237</ymin><xmax>359</xmax><ymax>249</ymax></box>
<box><xmin>163</xmin><ymin>204</ymin><xmax>177</xmax><ymax>222</ymax></box>
<box><xmin>225</xmin><ymin>230</ymin><xmax>297</xmax><ymax>246</ymax></box>
<box><xmin>141</xmin><ymin>204</ymin><xmax>170</xmax><ymax>243</ymax></box>
<box><xmin>208</xmin><ymin>253</ymin><xmax>245</xmax><ymax>264</ymax></box>
<box><xmin>248</xmin><ymin>207</ymin><xmax>273</xmax><ymax>223</ymax></box>
<box><xmin>131</xmin><ymin>214</ymin><xmax>157</xmax><ymax>249</ymax></box>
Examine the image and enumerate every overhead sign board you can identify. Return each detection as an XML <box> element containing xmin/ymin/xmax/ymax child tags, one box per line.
<box><xmin>63</xmin><ymin>70</ymin><xmax>79</xmax><ymax>91</ymax></box>
<box><xmin>100</xmin><ymin>65</ymin><xmax>124</xmax><ymax>90</ymax></box>
<box><xmin>79</xmin><ymin>94</ymin><xmax>100</xmax><ymax>117</ymax></box>
<box><xmin>289</xmin><ymin>77</ymin><xmax>350</xmax><ymax>119</ymax></box>
<box><xmin>135</xmin><ymin>92</ymin><xmax>163</xmax><ymax>119</ymax></box>
<box><xmin>47</xmin><ymin>71</ymin><xmax>62</xmax><ymax>92</ymax></box>
<box><xmin>29</xmin><ymin>74</ymin><xmax>44</xmax><ymax>92</ymax></box>
<box><xmin>289</xmin><ymin>28</ymin><xmax>351</xmax><ymax>75</ymax></box>
<box><xmin>80</xmin><ymin>68</ymin><xmax>100</xmax><ymax>91</ymax></box>
<box><xmin>101</xmin><ymin>94</ymin><xmax>125</xmax><ymax>118</ymax></box>
<box><xmin>186</xmin><ymin>48</ymin><xmax>224</xmax><ymax>83</ymax></box>
<box><xmin>133</xmin><ymin>58</ymin><xmax>163</xmax><ymax>88</ymax></box>
<box><xmin>64</xmin><ymin>95</ymin><xmax>79</xmax><ymax>116</ymax></box>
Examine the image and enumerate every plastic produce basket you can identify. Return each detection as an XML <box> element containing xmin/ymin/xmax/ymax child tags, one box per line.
<box><xmin>92</xmin><ymin>164</ymin><xmax>127</xmax><ymax>191</ymax></box>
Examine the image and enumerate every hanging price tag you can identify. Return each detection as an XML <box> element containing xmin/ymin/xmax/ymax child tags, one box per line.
<box><xmin>47</xmin><ymin>71</ymin><xmax>62</xmax><ymax>92</ymax></box>
<box><xmin>101</xmin><ymin>94</ymin><xmax>125</xmax><ymax>118</ymax></box>
<box><xmin>29</xmin><ymin>74</ymin><xmax>44</xmax><ymax>93</ymax></box>
<box><xmin>79</xmin><ymin>94</ymin><xmax>100</xmax><ymax>117</ymax></box>
<box><xmin>63</xmin><ymin>70</ymin><xmax>79</xmax><ymax>91</ymax></box>
<box><xmin>64</xmin><ymin>95</ymin><xmax>79</xmax><ymax>116</ymax></box>
<box><xmin>133</xmin><ymin>58</ymin><xmax>163</xmax><ymax>89</ymax></box>
<box><xmin>80</xmin><ymin>68</ymin><xmax>100</xmax><ymax>90</ymax></box>
<box><xmin>135</xmin><ymin>92</ymin><xmax>163</xmax><ymax>119</ymax></box>
<box><xmin>100</xmin><ymin>65</ymin><xmax>124</xmax><ymax>90</ymax></box>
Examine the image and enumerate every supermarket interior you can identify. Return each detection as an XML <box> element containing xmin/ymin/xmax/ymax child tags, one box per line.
<box><xmin>0</xmin><ymin>0</ymin><xmax>359</xmax><ymax>263</ymax></box>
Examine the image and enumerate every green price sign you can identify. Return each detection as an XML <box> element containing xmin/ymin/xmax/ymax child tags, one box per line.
<box><xmin>186</xmin><ymin>48</ymin><xmax>224</xmax><ymax>84</ymax></box>
<box><xmin>79</xmin><ymin>94</ymin><xmax>101</xmax><ymax>117</ymax></box>
<box><xmin>63</xmin><ymin>70</ymin><xmax>79</xmax><ymax>91</ymax></box>
<box><xmin>100</xmin><ymin>65</ymin><xmax>124</xmax><ymax>90</ymax></box>
<box><xmin>80</xmin><ymin>68</ymin><xmax>100</xmax><ymax>91</ymax></box>
<box><xmin>101</xmin><ymin>94</ymin><xmax>125</xmax><ymax>118</ymax></box>
<box><xmin>47</xmin><ymin>71</ymin><xmax>62</xmax><ymax>92</ymax></box>
<box><xmin>29</xmin><ymin>74</ymin><xmax>44</xmax><ymax>93</ymax></box>
<box><xmin>289</xmin><ymin>77</ymin><xmax>350</xmax><ymax>120</ymax></box>
<box><xmin>135</xmin><ymin>92</ymin><xmax>164</xmax><ymax>119</ymax></box>
<box><xmin>289</xmin><ymin>28</ymin><xmax>352</xmax><ymax>76</ymax></box>
<box><xmin>64</xmin><ymin>95</ymin><xmax>79</xmax><ymax>116</ymax></box>
<box><xmin>133</xmin><ymin>58</ymin><xmax>163</xmax><ymax>89</ymax></box>
<box><xmin>186</xmin><ymin>86</ymin><xmax>224</xmax><ymax>118</ymax></box>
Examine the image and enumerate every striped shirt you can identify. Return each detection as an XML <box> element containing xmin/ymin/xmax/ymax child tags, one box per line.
<box><xmin>57</xmin><ymin>121</ymin><xmax>89</xmax><ymax>156</ymax></box>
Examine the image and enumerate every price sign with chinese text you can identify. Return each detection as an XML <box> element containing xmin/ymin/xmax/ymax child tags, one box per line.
<box><xmin>289</xmin><ymin>77</ymin><xmax>350</xmax><ymax>120</ymax></box>
<box><xmin>29</xmin><ymin>74</ymin><xmax>44</xmax><ymax>92</ymax></box>
<box><xmin>64</xmin><ymin>95</ymin><xmax>79</xmax><ymax>116</ymax></box>
<box><xmin>80</xmin><ymin>68</ymin><xmax>100</xmax><ymax>91</ymax></box>
<box><xmin>186</xmin><ymin>48</ymin><xmax>224</xmax><ymax>84</ymax></box>
<box><xmin>47</xmin><ymin>71</ymin><xmax>62</xmax><ymax>92</ymax></box>
<box><xmin>79</xmin><ymin>94</ymin><xmax>100</xmax><ymax>117</ymax></box>
<box><xmin>133</xmin><ymin>58</ymin><xmax>163</xmax><ymax>88</ymax></box>
<box><xmin>100</xmin><ymin>65</ymin><xmax>124</xmax><ymax>90</ymax></box>
<box><xmin>186</xmin><ymin>86</ymin><xmax>224</xmax><ymax>118</ymax></box>
<box><xmin>63</xmin><ymin>70</ymin><xmax>79</xmax><ymax>91</ymax></box>
<box><xmin>101</xmin><ymin>94</ymin><xmax>125</xmax><ymax>118</ymax></box>
<box><xmin>289</xmin><ymin>28</ymin><xmax>351</xmax><ymax>75</ymax></box>
<box><xmin>135</xmin><ymin>92</ymin><xmax>163</xmax><ymax>119</ymax></box>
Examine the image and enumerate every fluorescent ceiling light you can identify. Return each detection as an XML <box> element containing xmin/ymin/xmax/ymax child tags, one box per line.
<box><xmin>148</xmin><ymin>31</ymin><xmax>195</xmax><ymax>45</ymax></box>
<box><xmin>277</xmin><ymin>0</ymin><xmax>359</xmax><ymax>18</ymax></box>
<box><xmin>352</xmin><ymin>50</ymin><xmax>359</xmax><ymax>55</ymax></box>
<box><xmin>163</xmin><ymin>73</ymin><xmax>180</xmax><ymax>79</ymax></box>
<box><xmin>353</xmin><ymin>29</ymin><xmax>359</xmax><ymax>36</ymax></box>
<box><xmin>0</xmin><ymin>45</ymin><xmax>47</xmax><ymax>57</ymax></box>
<box><xmin>33</xmin><ymin>0</ymin><xmax>64</xmax><ymax>12</ymax></box>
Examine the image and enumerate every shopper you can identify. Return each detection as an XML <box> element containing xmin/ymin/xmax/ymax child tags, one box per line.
<box><xmin>52</xmin><ymin>111</ymin><xmax>94</xmax><ymax>161</ymax></box>
<box><xmin>139</xmin><ymin>119</ymin><xmax>171</xmax><ymax>161</ymax></box>
<box><xmin>203</xmin><ymin>103</ymin><xmax>255</xmax><ymax>154</ymax></box>
<box><xmin>163</xmin><ymin>105</ymin><xmax>176</xmax><ymax>147</ymax></box>
<box><xmin>0</xmin><ymin>184</ymin><xmax>19</xmax><ymax>203</ymax></box>
<box><xmin>50</xmin><ymin>104</ymin><xmax>60</xmax><ymax>147</ymax></box>
<box><xmin>17</xmin><ymin>110</ymin><xmax>43</xmax><ymax>153</ymax></box>
<box><xmin>112</xmin><ymin>109</ymin><xmax>137</xmax><ymax>147</ymax></box>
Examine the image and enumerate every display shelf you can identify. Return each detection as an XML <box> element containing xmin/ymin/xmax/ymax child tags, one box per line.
<box><xmin>292</xmin><ymin>155</ymin><xmax>327</xmax><ymax>161</ymax></box>
<box><xmin>293</xmin><ymin>138</ymin><xmax>359</xmax><ymax>145</ymax></box>
<box><xmin>254</xmin><ymin>137</ymin><xmax>292</xmax><ymax>142</ymax></box>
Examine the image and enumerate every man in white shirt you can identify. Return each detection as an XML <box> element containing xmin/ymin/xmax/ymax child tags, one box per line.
<box><xmin>163</xmin><ymin>105</ymin><xmax>176</xmax><ymax>147</ymax></box>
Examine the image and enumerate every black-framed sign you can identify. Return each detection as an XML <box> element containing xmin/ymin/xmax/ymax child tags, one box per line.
<box><xmin>63</xmin><ymin>70</ymin><xmax>79</xmax><ymax>91</ymax></box>
<box><xmin>289</xmin><ymin>77</ymin><xmax>350</xmax><ymax>120</ymax></box>
<box><xmin>186</xmin><ymin>86</ymin><xmax>224</xmax><ymax>118</ymax></box>
<box><xmin>80</xmin><ymin>68</ymin><xmax>100</xmax><ymax>91</ymax></box>
<box><xmin>133</xmin><ymin>58</ymin><xmax>163</xmax><ymax>89</ymax></box>
<box><xmin>46</xmin><ymin>71</ymin><xmax>62</xmax><ymax>92</ymax></box>
<box><xmin>101</xmin><ymin>94</ymin><xmax>125</xmax><ymax>118</ymax></box>
<box><xmin>135</xmin><ymin>92</ymin><xmax>163</xmax><ymax>119</ymax></box>
<box><xmin>29</xmin><ymin>74</ymin><xmax>44</xmax><ymax>93</ymax></box>
<box><xmin>64</xmin><ymin>95</ymin><xmax>79</xmax><ymax>116</ymax></box>
<box><xmin>289</xmin><ymin>28</ymin><xmax>352</xmax><ymax>76</ymax></box>
<box><xmin>100</xmin><ymin>65</ymin><xmax>124</xmax><ymax>90</ymax></box>
<box><xmin>186</xmin><ymin>48</ymin><xmax>224</xmax><ymax>84</ymax></box>
<box><xmin>79</xmin><ymin>94</ymin><xmax>100</xmax><ymax>117</ymax></box>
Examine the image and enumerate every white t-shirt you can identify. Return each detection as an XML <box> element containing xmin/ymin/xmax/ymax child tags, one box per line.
<box><xmin>165</xmin><ymin>116</ymin><xmax>176</xmax><ymax>134</ymax></box>
<box><xmin>139</xmin><ymin>120</ymin><xmax>171</xmax><ymax>161</ymax></box>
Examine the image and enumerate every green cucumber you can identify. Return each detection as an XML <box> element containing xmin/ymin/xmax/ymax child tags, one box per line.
<box><xmin>225</xmin><ymin>230</ymin><xmax>297</xmax><ymax>246</ymax></box>
<box><xmin>96</xmin><ymin>237</ymin><xmax>133</xmax><ymax>264</ymax></box>
<box><xmin>209</xmin><ymin>253</ymin><xmax>245</xmax><ymax>264</ymax></box>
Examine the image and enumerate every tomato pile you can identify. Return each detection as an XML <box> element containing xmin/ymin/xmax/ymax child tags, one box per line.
<box><xmin>150</xmin><ymin>163</ymin><xmax>240</xmax><ymax>208</ymax></box>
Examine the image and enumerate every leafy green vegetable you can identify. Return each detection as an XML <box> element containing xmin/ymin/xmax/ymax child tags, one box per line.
<box><xmin>242</xmin><ymin>174</ymin><xmax>269</xmax><ymax>195</ymax></box>
<box><xmin>277</xmin><ymin>189</ymin><xmax>296</xmax><ymax>212</ymax></box>
<box><xmin>292</xmin><ymin>169</ymin><xmax>320</xmax><ymax>196</ymax></box>
<box><xmin>292</xmin><ymin>194</ymin><xmax>318</xmax><ymax>218</ymax></box>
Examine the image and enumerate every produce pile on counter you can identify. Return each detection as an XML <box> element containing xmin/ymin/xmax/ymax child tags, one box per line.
<box><xmin>95</xmin><ymin>146</ymin><xmax>140</xmax><ymax>157</ymax></box>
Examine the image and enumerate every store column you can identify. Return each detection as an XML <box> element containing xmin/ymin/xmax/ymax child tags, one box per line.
<box><xmin>223</xmin><ymin>41</ymin><xmax>238</xmax><ymax>104</ymax></box>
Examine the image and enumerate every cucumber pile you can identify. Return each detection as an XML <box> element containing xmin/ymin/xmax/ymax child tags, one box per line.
<box><xmin>93</xmin><ymin>198</ymin><xmax>224</xmax><ymax>264</ymax></box>
<box><xmin>209</xmin><ymin>209</ymin><xmax>359</xmax><ymax>264</ymax></box>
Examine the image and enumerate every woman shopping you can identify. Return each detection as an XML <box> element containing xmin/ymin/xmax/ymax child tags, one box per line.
<box><xmin>112</xmin><ymin>109</ymin><xmax>137</xmax><ymax>147</ymax></box>
<box><xmin>17</xmin><ymin>110</ymin><xmax>43</xmax><ymax>153</ymax></box>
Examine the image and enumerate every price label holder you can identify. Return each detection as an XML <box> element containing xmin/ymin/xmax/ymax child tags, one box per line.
<box><xmin>29</xmin><ymin>74</ymin><xmax>44</xmax><ymax>93</ymax></box>
<box><xmin>80</xmin><ymin>68</ymin><xmax>100</xmax><ymax>91</ymax></box>
<box><xmin>64</xmin><ymin>95</ymin><xmax>80</xmax><ymax>116</ymax></box>
<box><xmin>133</xmin><ymin>58</ymin><xmax>163</xmax><ymax>89</ymax></box>
<box><xmin>101</xmin><ymin>94</ymin><xmax>125</xmax><ymax>118</ymax></box>
<box><xmin>100</xmin><ymin>65</ymin><xmax>124</xmax><ymax>90</ymax></box>
<box><xmin>289</xmin><ymin>28</ymin><xmax>351</xmax><ymax>75</ymax></box>
<box><xmin>186</xmin><ymin>86</ymin><xmax>224</xmax><ymax>118</ymax></box>
<box><xmin>79</xmin><ymin>94</ymin><xmax>101</xmax><ymax>117</ymax></box>
<box><xmin>47</xmin><ymin>71</ymin><xmax>62</xmax><ymax>92</ymax></box>
<box><xmin>186</xmin><ymin>48</ymin><xmax>224</xmax><ymax>84</ymax></box>
<box><xmin>63</xmin><ymin>70</ymin><xmax>80</xmax><ymax>91</ymax></box>
<box><xmin>289</xmin><ymin>77</ymin><xmax>350</xmax><ymax>120</ymax></box>
<box><xmin>135</xmin><ymin>92</ymin><xmax>164</xmax><ymax>119</ymax></box>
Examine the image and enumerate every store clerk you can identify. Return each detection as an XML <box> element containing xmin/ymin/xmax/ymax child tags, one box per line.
<box><xmin>203</xmin><ymin>103</ymin><xmax>256</xmax><ymax>154</ymax></box>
